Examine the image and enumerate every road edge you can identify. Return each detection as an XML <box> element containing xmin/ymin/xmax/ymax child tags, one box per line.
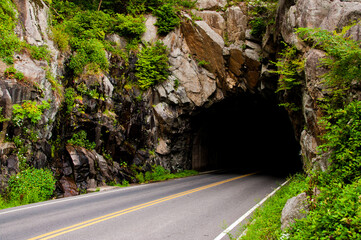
<box><xmin>213</xmin><ymin>179</ymin><xmax>290</xmax><ymax>240</ymax></box>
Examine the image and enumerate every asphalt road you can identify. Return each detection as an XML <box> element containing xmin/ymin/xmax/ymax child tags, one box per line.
<box><xmin>0</xmin><ymin>170</ymin><xmax>285</xmax><ymax>240</ymax></box>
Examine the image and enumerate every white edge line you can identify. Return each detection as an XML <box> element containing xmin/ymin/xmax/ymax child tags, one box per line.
<box><xmin>0</xmin><ymin>173</ymin><xmax>205</xmax><ymax>216</ymax></box>
<box><xmin>0</xmin><ymin>183</ymin><xmax>149</xmax><ymax>216</ymax></box>
<box><xmin>214</xmin><ymin>179</ymin><xmax>290</xmax><ymax>240</ymax></box>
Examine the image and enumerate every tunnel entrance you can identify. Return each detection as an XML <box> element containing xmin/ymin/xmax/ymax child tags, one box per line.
<box><xmin>191</xmin><ymin>93</ymin><xmax>302</xmax><ymax>176</ymax></box>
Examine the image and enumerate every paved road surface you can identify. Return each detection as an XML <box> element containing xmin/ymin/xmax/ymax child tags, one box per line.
<box><xmin>0</xmin><ymin>170</ymin><xmax>285</xmax><ymax>240</ymax></box>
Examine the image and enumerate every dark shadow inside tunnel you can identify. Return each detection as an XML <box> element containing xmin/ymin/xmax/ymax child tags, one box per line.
<box><xmin>191</xmin><ymin>93</ymin><xmax>303</xmax><ymax>177</ymax></box>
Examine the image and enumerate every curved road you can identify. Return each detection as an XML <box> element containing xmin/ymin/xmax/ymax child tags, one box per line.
<box><xmin>0</xmin><ymin>171</ymin><xmax>285</xmax><ymax>240</ymax></box>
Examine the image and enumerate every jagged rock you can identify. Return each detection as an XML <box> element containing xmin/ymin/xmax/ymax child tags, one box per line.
<box><xmin>345</xmin><ymin>22</ymin><xmax>361</xmax><ymax>41</ymax></box>
<box><xmin>193</xmin><ymin>11</ymin><xmax>225</xmax><ymax>37</ymax></box>
<box><xmin>0</xmin><ymin>142</ymin><xmax>15</xmax><ymax>156</ymax></box>
<box><xmin>244</xmin><ymin>49</ymin><xmax>261</xmax><ymax>89</ymax></box>
<box><xmin>142</xmin><ymin>15</ymin><xmax>158</xmax><ymax>43</ymax></box>
<box><xmin>228</xmin><ymin>47</ymin><xmax>245</xmax><ymax>77</ymax></box>
<box><xmin>106</xmin><ymin>34</ymin><xmax>127</xmax><ymax>49</ymax></box>
<box><xmin>59</xmin><ymin>176</ymin><xmax>79</xmax><ymax>197</ymax></box>
<box><xmin>14</xmin><ymin>0</ymin><xmax>49</xmax><ymax>45</ymax></box>
<box><xmin>280</xmin><ymin>0</ymin><xmax>361</xmax><ymax>48</ymax></box>
<box><xmin>281</xmin><ymin>192</ymin><xmax>309</xmax><ymax>230</ymax></box>
<box><xmin>303</xmin><ymin>49</ymin><xmax>328</xmax><ymax>138</ymax></box>
<box><xmin>181</xmin><ymin>20</ymin><xmax>225</xmax><ymax>79</ymax></box>
<box><xmin>225</xmin><ymin>6</ymin><xmax>248</xmax><ymax>44</ymax></box>
<box><xmin>164</xmin><ymin>28</ymin><xmax>217</xmax><ymax>106</ymax></box>
<box><xmin>66</xmin><ymin>145</ymin><xmax>115</xmax><ymax>191</ymax></box>
<box><xmin>196</xmin><ymin>0</ymin><xmax>227</xmax><ymax>10</ymax></box>
<box><xmin>300</xmin><ymin>130</ymin><xmax>318</xmax><ymax>164</ymax></box>
<box><xmin>153</xmin><ymin>102</ymin><xmax>178</xmax><ymax>126</ymax></box>
<box><xmin>66</xmin><ymin>145</ymin><xmax>90</xmax><ymax>188</ymax></box>
<box><xmin>156</xmin><ymin>138</ymin><xmax>171</xmax><ymax>155</ymax></box>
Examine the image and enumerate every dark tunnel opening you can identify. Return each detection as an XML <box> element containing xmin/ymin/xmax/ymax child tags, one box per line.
<box><xmin>191</xmin><ymin>93</ymin><xmax>303</xmax><ymax>177</ymax></box>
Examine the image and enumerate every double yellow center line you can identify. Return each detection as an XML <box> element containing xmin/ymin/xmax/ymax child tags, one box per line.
<box><xmin>29</xmin><ymin>172</ymin><xmax>256</xmax><ymax>240</ymax></box>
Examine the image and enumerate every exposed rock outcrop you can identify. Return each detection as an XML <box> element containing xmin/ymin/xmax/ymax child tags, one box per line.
<box><xmin>281</xmin><ymin>192</ymin><xmax>309</xmax><ymax>230</ymax></box>
<box><xmin>278</xmin><ymin>0</ymin><xmax>361</xmax><ymax>169</ymax></box>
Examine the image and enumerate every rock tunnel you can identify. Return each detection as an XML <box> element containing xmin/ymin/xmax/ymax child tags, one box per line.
<box><xmin>191</xmin><ymin>93</ymin><xmax>303</xmax><ymax>176</ymax></box>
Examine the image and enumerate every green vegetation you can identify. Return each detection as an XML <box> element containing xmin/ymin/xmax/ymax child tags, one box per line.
<box><xmin>135</xmin><ymin>41</ymin><xmax>170</xmax><ymax>90</ymax></box>
<box><xmin>197</xmin><ymin>60</ymin><xmax>210</xmax><ymax>67</ymax></box>
<box><xmin>69</xmin><ymin>38</ymin><xmax>109</xmax><ymax>75</ymax></box>
<box><xmin>12</xmin><ymin>100</ymin><xmax>50</xmax><ymax>127</ymax></box>
<box><xmin>114</xmin><ymin>14</ymin><xmax>146</xmax><ymax>41</ymax></box>
<box><xmin>67</xmin><ymin>130</ymin><xmax>96</xmax><ymax>150</ymax></box>
<box><xmin>64</xmin><ymin>87</ymin><xmax>76</xmax><ymax>114</ymax></box>
<box><xmin>137</xmin><ymin>165</ymin><xmax>198</xmax><ymax>183</ymax></box>
<box><xmin>288</xmin><ymin>178</ymin><xmax>361</xmax><ymax>239</ymax></box>
<box><xmin>0</xmin><ymin>168</ymin><xmax>56</xmax><ymax>209</ymax></box>
<box><xmin>49</xmin><ymin>0</ymin><xmax>185</xmax><ymax>90</ymax></box>
<box><xmin>4</xmin><ymin>67</ymin><xmax>25</xmax><ymax>81</ymax></box>
<box><xmin>0</xmin><ymin>0</ymin><xmax>22</xmax><ymax>64</ymax></box>
<box><xmin>278</xmin><ymin>26</ymin><xmax>361</xmax><ymax>239</ymax></box>
<box><xmin>0</xmin><ymin>107</ymin><xmax>9</xmax><ymax>123</ymax></box>
<box><xmin>108</xmin><ymin>179</ymin><xmax>130</xmax><ymax>188</ymax></box>
<box><xmin>238</xmin><ymin>174</ymin><xmax>307</xmax><ymax>240</ymax></box>
<box><xmin>242</xmin><ymin>26</ymin><xmax>361</xmax><ymax>240</ymax></box>
<box><xmin>273</xmin><ymin>43</ymin><xmax>304</xmax><ymax>93</ymax></box>
<box><xmin>246</xmin><ymin>0</ymin><xmax>278</xmax><ymax>39</ymax></box>
<box><xmin>0</xmin><ymin>0</ymin><xmax>51</xmax><ymax>65</ymax></box>
<box><xmin>297</xmin><ymin>26</ymin><xmax>361</xmax><ymax>110</ymax></box>
<box><xmin>10</xmin><ymin>100</ymin><xmax>51</xmax><ymax>171</ymax></box>
<box><xmin>153</xmin><ymin>3</ymin><xmax>180</xmax><ymax>35</ymax></box>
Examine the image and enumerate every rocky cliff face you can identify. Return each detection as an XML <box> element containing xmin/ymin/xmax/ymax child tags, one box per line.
<box><xmin>1</xmin><ymin>0</ymin><xmax>360</xmax><ymax>197</ymax></box>
<box><xmin>278</xmin><ymin>0</ymin><xmax>361</xmax><ymax>171</ymax></box>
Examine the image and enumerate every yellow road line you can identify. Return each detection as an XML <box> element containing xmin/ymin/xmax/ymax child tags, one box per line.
<box><xmin>29</xmin><ymin>172</ymin><xmax>256</xmax><ymax>240</ymax></box>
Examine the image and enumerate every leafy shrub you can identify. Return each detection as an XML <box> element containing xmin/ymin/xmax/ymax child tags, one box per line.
<box><xmin>198</xmin><ymin>60</ymin><xmax>210</xmax><ymax>67</ymax></box>
<box><xmin>319</xmin><ymin>100</ymin><xmax>361</xmax><ymax>184</ymax></box>
<box><xmin>0</xmin><ymin>0</ymin><xmax>22</xmax><ymax>63</ymax></box>
<box><xmin>64</xmin><ymin>87</ymin><xmax>76</xmax><ymax>114</ymax></box>
<box><xmin>51</xmin><ymin>0</ymin><xmax>82</xmax><ymax>23</ymax></box>
<box><xmin>153</xmin><ymin>3</ymin><xmax>180</xmax><ymax>35</ymax></box>
<box><xmin>272</xmin><ymin>43</ymin><xmax>304</xmax><ymax>92</ymax></box>
<box><xmin>247</xmin><ymin>0</ymin><xmax>277</xmax><ymax>39</ymax></box>
<box><xmin>69</xmin><ymin>38</ymin><xmax>109</xmax><ymax>75</ymax></box>
<box><xmin>66</xmin><ymin>10</ymin><xmax>112</xmax><ymax>41</ymax></box>
<box><xmin>113</xmin><ymin>14</ymin><xmax>146</xmax><ymax>40</ymax></box>
<box><xmin>275</xmin><ymin>26</ymin><xmax>361</xmax><ymax>240</ymax></box>
<box><xmin>145</xmin><ymin>165</ymin><xmax>170</xmax><ymax>182</ymax></box>
<box><xmin>135</xmin><ymin>41</ymin><xmax>170</xmax><ymax>90</ymax></box>
<box><xmin>8</xmin><ymin>168</ymin><xmax>56</xmax><ymax>204</ymax></box>
<box><xmin>12</xmin><ymin>100</ymin><xmax>50</xmax><ymax>127</ymax></box>
<box><xmin>297</xmin><ymin>27</ymin><xmax>361</xmax><ymax>110</ymax></box>
<box><xmin>51</xmin><ymin>24</ymin><xmax>70</xmax><ymax>52</ymax></box>
<box><xmin>240</xmin><ymin>174</ymin><xmax>307</xmax><ymax>240</ymax></box>
<box><xmin>143</xmin><ymin>165</ymin><xmax>198</xmax><ymax>183</ymax></box>
<box><xmin>288</xmin><ymin>179</ymin><xmax>361</xmax><ymax>239</ymax></box>
<box><xmin>174</xmin><ymin>0</ymin><xmax>197</xmax><ymax>9</ymax></box>
<box><xmin>27</xmin><ymin>44</ymin><xmax>51</xmax><ymax>62</ymax></box>
<box><xmin>4</xmin><ymin>67</ymin><xmax>24</xmax><ymax>81</ymax></box>
<box><xmin>135</xmin><ymin>172</ymin><xmax>145</xmax><ymax>183</ymax></box>
<box><xmin>67</xmin><ymin>130</ymin><xmax>96</xmax><ymax>150</ymax></box>
<box><xmin>249</xmin><ymin>17</ymin><xmax>266</xmax><ymax>39</ymax></box>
